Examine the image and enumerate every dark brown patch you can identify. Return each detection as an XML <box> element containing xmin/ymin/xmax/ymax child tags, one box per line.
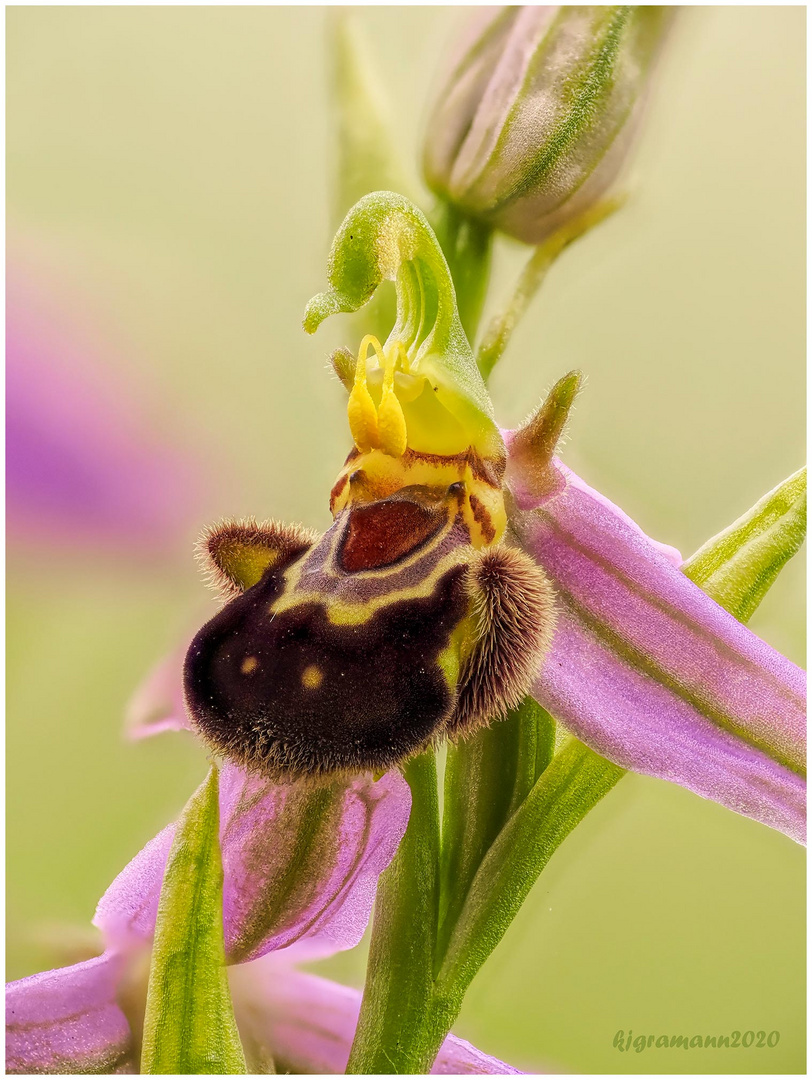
<box><xmin>448</xmin><ymin>545</ymin><xmax>557</xmax><ymax>737</ymax></box>
<box><xmin>184</xmin><ymin>563</ymin><xmax>469</xmax><ymax>780</ymax></box>
<box><xmin>338</xmin><ymin>493</ymin><xmax>447</xmax><ymax>572</ymax></box>
<box><xmin>329</xmin><ymin>473</ymin><xmax>349</xmax><ymax>512</ymax></box>
<box><xmin>398</xmin><ymin>445</ymin><xmax>506</xmax><ymax>488</ymax></box>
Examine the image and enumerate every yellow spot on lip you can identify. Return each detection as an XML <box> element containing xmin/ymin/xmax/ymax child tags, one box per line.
<box><xmin>241</xmin><ymin>656</ymin><xmax>258</xmax><ymax>675</ymax></box>
<box><xmin>301</xmin><ymin>664</ymin><xmax>324</xmax><ymax>690</ymax></box>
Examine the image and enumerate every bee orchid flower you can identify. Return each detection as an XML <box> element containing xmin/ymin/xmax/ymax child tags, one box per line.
<box><xmin>6</xmin><ymin>254</ymin><xmax>205</xmax><ymax>556</ymax></box>
<box><xmin>8</xmin><ymin>190</ymin><xmax>803</xmax><ymax>1075</ymax></box>
<box><xmin>177</xmin><ymin>190</ymin><xmax>804</xmax><ymax>843</ymax></box>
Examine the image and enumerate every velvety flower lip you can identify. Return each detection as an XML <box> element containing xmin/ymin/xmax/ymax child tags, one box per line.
<box><xmin>229</xmin><ymin>962</ymin><xmax>527</xmax><ymax>1075</ymax></box>
<box><xmin>507</xmin><ymin>447</ymin><xmax>806</xmax><ymax>843</ymax></box>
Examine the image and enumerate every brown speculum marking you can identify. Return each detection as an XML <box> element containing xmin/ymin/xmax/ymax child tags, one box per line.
<box><xmin>339</xmin><ymin>490</ymin><xmax>448</xmax><ymax>572</ymax></box>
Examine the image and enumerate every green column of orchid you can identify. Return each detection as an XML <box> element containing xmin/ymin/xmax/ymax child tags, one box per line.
<box><xmin>431</xmin><ymin>201</ymin><xmax>493</xmax><ymax>344</ymax></box>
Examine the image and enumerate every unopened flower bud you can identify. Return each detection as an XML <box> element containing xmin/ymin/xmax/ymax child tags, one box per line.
<box><xmin>423</xmin><ymin>6</ymin><xmax>672</xmax><ymax>244</ymax></box>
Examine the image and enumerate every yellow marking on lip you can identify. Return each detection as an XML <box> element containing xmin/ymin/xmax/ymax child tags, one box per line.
<box><xmin>301</xmin><ymin>664</ymin><xmax>324</xmax><ymax>690</ymax></box>
<box><xmin>269</xmin><ymin>543</ymin><xmax>475</xmax><ymax>627</ymax></box>
<box><xmin>241</xmin><ymin>656</ymin><xmax>259</xmax><ymax>674</ymax></box>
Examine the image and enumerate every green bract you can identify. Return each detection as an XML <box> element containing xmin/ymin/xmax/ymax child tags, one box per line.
<box><xmin>683</xmin><ymin>467</ymin><xmax>807</xmax><ymax>622</ymax></box>
<box><xmin>141</xmin><ymin>767</ymin><xmax>246</xmax><ymax>1075</ymax></box>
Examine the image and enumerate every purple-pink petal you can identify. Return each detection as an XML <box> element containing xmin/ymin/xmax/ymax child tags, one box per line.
<box><xmin>6</xmin><ymin>263</ymin><xmax>204</xmax><ymax>555</ymax></box>
<box><xmin>124</xmin><ymin>645</ymin><xmax>192</xmax><ymax>740</ymax></box>
<box><xmin>94</xmin><ymin>765</ymin><xmax>411</xmax><ymax>963</ymax></box>
<box><xmin>508</xmin><ymin>451</ymin><xmax>806</xmax><ymax>843</ymax></box>
<box><xmin>229</xmin><ymin>963</ymin><xmax>524</xmax><ymax>1074</ymax></box>
<box><xmin>219</xmin><ymin>764</ymin><xmax>411</xmax><ymax>963</ymax></box>
<box><xmin>5</xmin><ymin>953</ymin><xmax>135</xmax><ymax>1075</ymax></box>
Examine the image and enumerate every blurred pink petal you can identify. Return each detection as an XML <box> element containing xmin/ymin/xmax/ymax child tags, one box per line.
<box><xmin>507</xmin><ymin>447</ymin><xmax>807</xmax><ymax>843</ymax></box>
<box><xmin>230</xmin><ymin>964</ymin><xmax>525</xmax><ymax>1074</ymax></box>
<box><xmin>95</xmin><ymin>765</ymin><xmax>411</xmax><ymax>963</ymax></box>
<box><xmin>124</xmin><ymin>645</ymin><xmax>192</xmax><ymax>740</ymax></box>
<box><xmin>5</xmin><ymin>953</ymin><xmax>135</xmax><ymax>1075</ymax></box>
<box><xmin>6</xmin><ymin>261</ymin><xmax>204</xmax><ymax>553</ymax></box>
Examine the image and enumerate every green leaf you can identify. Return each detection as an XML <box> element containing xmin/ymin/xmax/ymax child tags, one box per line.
<box><xmin>303</xmin><ymin>191</ymin><xmax>503</xmax><ymax>460</ymax></box>
<box><xmin>141</xmin><ymin>766</ymin><xmax>247</xmax><ymax>1075</ymax></box>
<box><xmin>682</xmin><ymin>467</ymin><xmax>806</xmax><ymax>622</ymax></box>
<box><xmin>347</xmin><ymin>751</ymin><xmax>450</xmax><ymax>1075</ymax></box>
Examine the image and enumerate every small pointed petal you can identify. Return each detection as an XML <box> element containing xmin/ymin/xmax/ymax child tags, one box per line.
<box><xmin>95</xmin><ymin>766</ymin><xmax>411</xmax><ymax>963</ymax></box>
<box><xmin>124</xmin><ymin>646</ymin><xmax>191</xmax><ymax>740</ymax></box>
<box><xmin>508</xmin><ymin>451</ymin><xmax>806</xmax><ymax>842</ymax></box>
<box><xmin>229</xmin><ymin>964</ymin><xmax>524</xmax><ymax>1075</ymax></box>
<box><xmin>5</xmin><ymin>953</ymin><xmax>135</xmax><ymax>1075</ymax></box>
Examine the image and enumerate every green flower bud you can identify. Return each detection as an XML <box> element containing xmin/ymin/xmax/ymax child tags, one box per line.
<box><xmin>423</xmin><ymin>6</ymin><xmax>672</xmax><ymax>244</ymax></box>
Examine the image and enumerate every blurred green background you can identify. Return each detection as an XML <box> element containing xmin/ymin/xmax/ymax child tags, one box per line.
<box><xmin>7</xmin><ymin>6</ymin><xmax>805</xmax><ymax>1074</ymax></box>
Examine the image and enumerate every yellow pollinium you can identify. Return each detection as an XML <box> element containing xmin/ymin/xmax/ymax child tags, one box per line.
<box><xmin>347</xmin><ymin>336</ymin><xmax>408</xmax><ymax>458</ymax></box>
<box><xmin>340</xmin><ymin>334</ymin><xmax>508</xmax><ymax>550</ymax></box>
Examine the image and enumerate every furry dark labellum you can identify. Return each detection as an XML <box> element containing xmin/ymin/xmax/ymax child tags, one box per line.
<box><xmin>184</xmin><ymin>484</ymin><xmax>555</xmax><ymax>780</ymax></box>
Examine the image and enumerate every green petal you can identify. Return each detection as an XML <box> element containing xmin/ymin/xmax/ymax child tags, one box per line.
<box><xmin>303</xmin><ymin>191</ymin><xmax>503</xmax><ymax>459</ymax></box>
<box><xmin>141</xmin><ymin>766</ymin><xmax>246</xmax><ymax>1075</ymax></box>
<box><xmin>683</xmin><ymin>467</ymin><xmax>806</xmax><ymax>623</ymax></box>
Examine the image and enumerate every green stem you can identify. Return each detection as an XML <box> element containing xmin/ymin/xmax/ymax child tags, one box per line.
<box><xmin>437</xmin><ymin>738</ymin><xmax>624</xmax><ymax>998</ymax></box>
<box><xmin>348</xmin><ymin>736</ymin><xmax>622</xmax><ymax>1073</ymax></box>
<box><xmin>431</xmin><ymin>200</ymin><xmax>493</xmax><ymax>344</ymax></box>
<box><xmin>437</xmin><ymin>699</ymin><xmax>555</xmax><ymax>960</ymax></box>
<box><xmin>347</xmin><ymin>751</ymin><xmax>453</xmax><ymax>1074</ymax></box>
<box><xmin>477</xmin><ymin>195</ymin><xmax>625</xmax><ymax>381</ymax></box>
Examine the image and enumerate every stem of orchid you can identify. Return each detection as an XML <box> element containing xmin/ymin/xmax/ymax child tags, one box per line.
<box><xmin>347</xmin><ymin>749</ymin><xmax>457</xmax><ymax>1075</ymax></box>
<box><xmin>476</xmin><ymin>195</ymin><xmax>626</xmax><ymax>381</ymax></box>
<box><xmin>348</xmin><ymin>728</ymin><xmax>620</xmax><ymax>1075</ymax></box>
<box><xmin>436</xmin><ymin>739</ymin><xmax>625</xmax><ymax>998</ymax></box>
<box><xmin>437</xmin><ymin>699</ymin><xmax>555</xmax><ymax>961</ymax></box>
<box><xmin>431</xmin><ymin>200</ymin><xmax>493</xmax><ymax>345</ymax></box>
